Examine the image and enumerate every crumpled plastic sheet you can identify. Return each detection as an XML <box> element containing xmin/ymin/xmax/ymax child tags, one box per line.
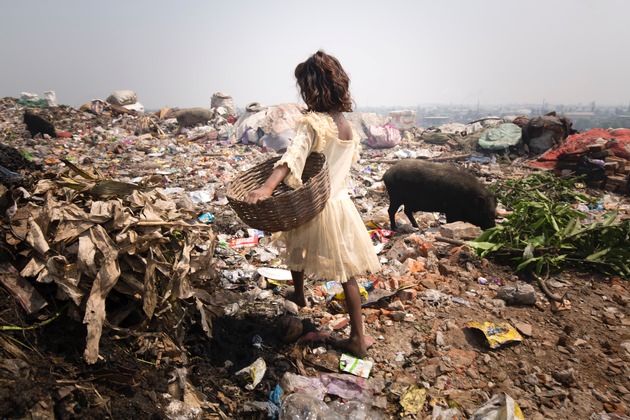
<box><xmin>470</xmin><ymin>392</ymin><xmax>524</xmax><ymax>420</ymax></box>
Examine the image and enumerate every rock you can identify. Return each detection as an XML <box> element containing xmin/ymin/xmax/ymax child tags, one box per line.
<box><xmin>439</xmin><ymin>221</ymin><xmax>482</xmax><ymax>240</ymax></box>
<box><xmin>420</xmin><ymin>279</ymin><xmax>436</xmax><ymax>289</ymax></box>
<box><xmin>329</xmin><ymin>317</ymin><xmax>349</xmax><ymax>331</ymax></box>
<box><xmin>602</xmin><ymin>312</ymin><xmax>619</xmax><ymax>325</ymax></box>
<box><xmin>435</xmin><ymin>331</ymin><xmax>445</xmax><ymax>347</ymax></box>
<box><xmin>592</xmin><ymin>389</ymin><xmax>611</xmax><ymax>403</ymax></box>
<box><xmin>398</xmin><ymin>289</ymin><xmax>417</xmax><ymax>301</ymax></box>
<box><xmin>496</xmin><ymin>283</ymin><xmax>537</xmax><ymax>305</ymax></box>
<box><xmin>573</xmin><ymin>338</ymin><xmax>588</xmax><ymax>347</ymax></box>
<box><xmin>411</xmin><ymin>333</ymin><xmax>425</xmax><ymax>347</ymax></box>
<box><xmin>553</xmin><ymin>368</ymin><xmax>577</xmax><ymax>387</ymax></box>
<box><xmin>514</xmin><ymin>321</ymin><xmax>533</xmax><ymax>337</ymax></box>
<box><xmin>392</xmin><ymin>311</ymin><xmax>406</xmax><ymax>322</ymax></box>
<box><xmin>421</xmin><ymin>364</ymin><xmax>439</xmax><ymax>380</ymax></box>
<box><xmin>387</xmin><ymin>300</ymin><xmax>405</xmax><ymax>311</ymax></box>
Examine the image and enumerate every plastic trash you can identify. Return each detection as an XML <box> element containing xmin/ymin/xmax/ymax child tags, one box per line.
<box><xmin>452</xmin><ymin>296</ymin><xmax>471</xmax><ymax>307</ymax></box>
<box><xmin>258</xmin><ymin>267</ymin><xmax>293</xmax><ymax>282</ymax></box>
<box><xmin>268</xmin><ymin>385</ymin><xmax>283</xmax><ymax>417</ymax></box>
<box><xmin>328</xmin><ymin>399</ymin><xmax>388</xmax><ymax>419</ymax></box>
<box><xmin>388</xmin><ymin>110</ymin><xmax>416</xmax><ymax>131</ymax></box>
<box><xmin>432</xmin><ymin>405</ymin><xmax>464</xmax><ymax>419</ymax></box>
<box><xmin>325</xmin><ymin>281</ymin><xmax>368</xmax><ymax>302</ymax></box>
<box><xmin>400</xmin><ymin>384</ymin><xmax>426</xmax><ymax>415</ymax></box>
<box><xmin>229</xmin><ymin>237</ymin><xmax>259</xmax><ymax>248</ymax></box>
<box><xmin>235</xmin><ymin>357</ymin><xmax>266</xmax><ymax>390</ymax></box>
<box><xmin>279</xmin><ymin>393</ymin><xmax>333</xmax><ymax>419</ymax></box>
<box><xmin>467</xmin><ymin>153</ymin><xmax>497</xmax><ymax>164</ymax></box>
<box><xmin>477</xmin><ymin>123</ymin><xmax>522</xmax><ymax>150</ymax></box>
<box><xmin>366</xmin><ymin>124</ymin><xmax>401</xmax><ymax>148</ymax></box>
<box><xmin>339</xmin><ymin>353</ymin><xmax>373</xmax><ymax>378</ymax></box>
<box><xmin>43</xmin><ymin>91</ymin><xmax>58</xmax><ymax>107</ymax></box>
<box><xmin>470</xmin><ymin>392</ymin><xmax>524</xmax><ymax>420</ymax></box>
<box><xmin>279</xmin><ymin>372</ymin><xmax>387</xmax><ymax>407</ymax></box>
<box><xmin>280</xmin><ymin>372</ymin><xmax>327</xmax><ymax>400</ymax></box>
<box><xmin>280</xmin><ymin>393</ymin><xmax>387</xmax><ymax>420</ymax></box>
<box><xmin>189</xmin><ymin>190</ymin><xmax>214</xmax><ymax>204</ymax></box>
<box><xmin>198</xmin><ymin>212</ymin><xmax>214</xmax><ymax>223</ymax></box>
<box><xmin>465</xmin><ymin>321</ymin><xmax>523</xmax><ymax>349</ymax></box>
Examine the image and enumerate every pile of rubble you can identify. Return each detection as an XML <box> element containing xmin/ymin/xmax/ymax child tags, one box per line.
<box><xmin>1</xmin><ymin>93</ymin><xmax>629</xmax><ymax>419</ymax></box>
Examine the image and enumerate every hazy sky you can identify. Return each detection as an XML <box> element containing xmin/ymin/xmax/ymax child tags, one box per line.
<box><xmin>2</xmin><ymin>0</ymin><xmax>629</xmax><ymax>110</ymax></box>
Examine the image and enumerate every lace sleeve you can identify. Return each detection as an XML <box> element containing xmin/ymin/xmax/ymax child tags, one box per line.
<box><xmin>273</xmin><ymin>120</ymin><xmax>317</xmax><ymax>188</ymax></box>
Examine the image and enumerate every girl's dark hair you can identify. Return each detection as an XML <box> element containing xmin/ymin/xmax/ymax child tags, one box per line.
<box><xmin>294</xmin><ymin>50</ymin><xmax>353</xmax><ymax>113</ymax></box>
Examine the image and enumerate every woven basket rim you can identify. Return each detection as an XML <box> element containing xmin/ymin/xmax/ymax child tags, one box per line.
<box><xmin>227</xmin><ymin>152</ymin><xmax>330</xmax><ymax>231</ymax></box>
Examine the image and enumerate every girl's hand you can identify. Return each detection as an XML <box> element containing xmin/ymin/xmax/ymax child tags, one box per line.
<box><xmin>245</xmin><ymin>186</ymin><xmax>273</xmax><ymax>204</ymax></box>
<box><xmin>244</xmin><ymin>163</ymin><xmax>290</xmax><ymax>204</ymax></box>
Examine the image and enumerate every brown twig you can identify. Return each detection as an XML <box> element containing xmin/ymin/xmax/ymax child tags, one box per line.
<box><xmin>434</xmin><ymin>236</ymin><xmax>465</xmax><ymax>246</ymax></box>
<box><xmin>533</xmin><ymin>273</ymin><xmax>565</xmax><ymax>302</ymax></box>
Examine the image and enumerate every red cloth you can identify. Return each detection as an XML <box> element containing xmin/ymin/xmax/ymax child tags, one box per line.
<box><xmin>527</xmin><ymin>128</ymin><xmax>630</xmax><ymax>170</ymax></box>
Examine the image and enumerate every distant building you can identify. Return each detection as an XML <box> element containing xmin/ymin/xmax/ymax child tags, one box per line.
<box><xmin>422</xmin><ymin>116</ymin><xmax>450</xmax><ymax>127</ymax></box>
<box><xmin>563</xmin><ymin>111</ymin><xmax>595</xmax><ymax>119</ymax></box>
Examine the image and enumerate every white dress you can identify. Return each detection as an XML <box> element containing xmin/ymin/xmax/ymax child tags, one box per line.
<box><xmin>274</xmin><ymin>112</ymin><xmax>381</xmax><ymax>283</ymax></box>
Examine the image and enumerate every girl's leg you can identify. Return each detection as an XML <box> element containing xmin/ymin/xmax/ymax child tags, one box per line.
<box><xmin>339</xmin><ymin>277</ymin><xmax>367</xmax><ymax>358</ymax></box>
<box><xmin>290</xmin><ymin>270</ymin><xmax>307</xmax><ymax>307</ymax></box>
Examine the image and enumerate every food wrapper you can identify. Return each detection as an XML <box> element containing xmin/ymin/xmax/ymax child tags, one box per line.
<box><xmin>229</xmin><ymin>237</ymin><xmax>259</xmax><ymax>248</ymax></box>
<box><xmin>400</xmin><ymin>385</ymin><xmax>427</xmax><ymax>415</ymax></box>
<box><xmin>325</xmin><ymin>281</ymin><xmax>368</xmax><ymax>302</ymax></box>
<box><xmin>465</xmin><ymin>321</ymin><xmax>523</xmax><ymax>349</ymax></box>
<box><xmin>339</xmin><ymin>353</ymin><xmax>373</xmax><ymax>378</ymax></box>
<box><xmin>364</xmin><ymin>221</ymin><xmax>383</xmax><ymax>230</ymax></box>
<box><xmin>235</xmin><ymin>357</ymin><xmax>266</xmax><ymax>390</ymax></box>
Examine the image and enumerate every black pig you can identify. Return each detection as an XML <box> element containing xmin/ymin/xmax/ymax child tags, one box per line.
<box><xmin>383</xmin><ymin>160</ymin><xmax>497</xmax><ymax>231</ymax></box>
<box><xmin>23</xmin><ymin>110</ymin><xmax>56</xmax><ymax>138</ymax></box>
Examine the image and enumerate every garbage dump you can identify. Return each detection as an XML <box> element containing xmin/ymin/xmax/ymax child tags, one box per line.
<box><xmin>0</xmin><ymin>94</ymin><xmax>629</xmax><ymax>419</ymax></box>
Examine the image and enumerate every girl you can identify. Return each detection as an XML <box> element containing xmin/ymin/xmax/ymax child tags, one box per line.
<box><xmin>245</xmin><ymin>50</ymin><xmax>380</xmax><ymax>358</ymax></box>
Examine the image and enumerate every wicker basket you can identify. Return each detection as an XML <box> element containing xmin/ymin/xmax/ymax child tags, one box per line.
<box><xmin>227</xmin><ymin>152</ymin><xmax>330</xmax><ymax>232</ymax></box>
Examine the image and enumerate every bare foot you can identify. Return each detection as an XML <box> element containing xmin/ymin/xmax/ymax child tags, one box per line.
<box><xmin>327</xmin><ymin>335</ymin><xmax>374</xmax><ymax>359</ymax></box>
<box><xmin>282</xmin><ymin>286</ymin><xmax>308</xmax><ymax>307</ymax></box>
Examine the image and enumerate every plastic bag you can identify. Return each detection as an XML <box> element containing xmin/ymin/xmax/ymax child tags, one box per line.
<box><xmin>388</xmin><ymin>110</ymin><xmax>416</xmax><ymax>131</ymax></box>
<box><xmin>43</xmin><ymin>91</ymin><xmax>58</xmax><ymax>107</ymax></box>
<box><xmin>470</xmin><ymin>392</ymin><xmax>524</xmax><ymax>420</ymax></box>
<box><xmin>367</xmin><ymin>124</ymin><xmax>401</xmax><ymax>148</ymax></box>
<box><xmin>477</xmin><ymin>123</ymin><xmax>522</xmax><ymax>150</ymax></box>
<box><xmin>211</xmin><ymin>92</ymin><xmax>236</xmax><ymax>116</ymax></box>
<box><xmin>279</xmin><ymin>393</ymin><xmax>333</xmax><ymax>419</ymax></box>
<box><xmin>235</xmin><ymin>357</ymin><xmax>266</xmax><ymax>390</ymax></box>
<box><xmin>106</xmin><ymin>90</ymin><xmax>137</xmax><ymax>106</ymax></box>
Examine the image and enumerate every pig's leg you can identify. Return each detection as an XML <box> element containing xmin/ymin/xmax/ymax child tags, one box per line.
<box><xmin>403</xmin><ymin>206</ymin><xmax>419</xmax><ymax>228</ymax></box>
<box><xmin>388</xmin><ymin>199</ymin><xmax>402</xmax><ymax>231</ymax></box>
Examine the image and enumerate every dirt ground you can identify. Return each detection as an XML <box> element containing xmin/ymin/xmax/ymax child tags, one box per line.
<box><xmin>0</xmin><ymin>101</ymin><xmax>629</xmax><ymax>419</ymax></box>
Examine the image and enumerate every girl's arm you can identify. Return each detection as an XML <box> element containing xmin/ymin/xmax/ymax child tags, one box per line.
<box><xmin>244</xmin><ymin>163</ymin><xmax>290</xmax><ymax>204</ymax></box>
